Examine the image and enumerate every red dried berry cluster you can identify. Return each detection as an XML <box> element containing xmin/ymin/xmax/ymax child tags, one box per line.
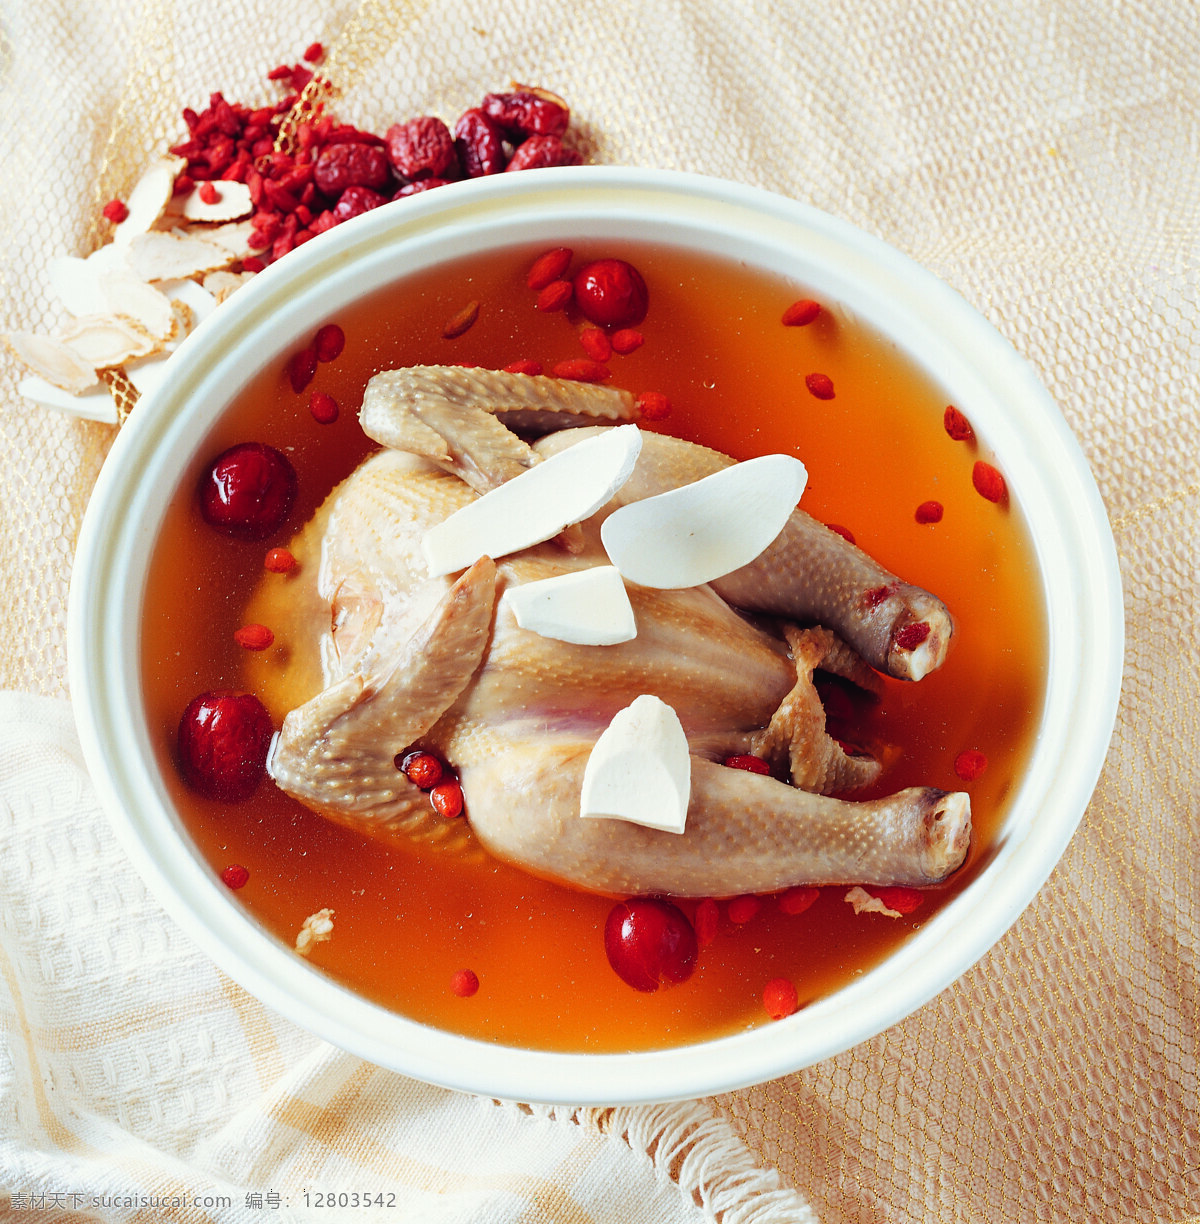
<box><xmin>399</xmin><ymin>748</ymin><xmax>465</xmax><ymax>820</ymax></box>
<box><xmin>169</xmin><ymin>64</ymin><xmax>582</xmax><ymax>268</ymax></box>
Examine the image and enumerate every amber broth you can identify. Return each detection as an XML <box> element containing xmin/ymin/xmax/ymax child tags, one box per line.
<box><xmin>141</xmin><ymin>240</ymin><xmax>1045</xmax><ymax>1052</ymax></box>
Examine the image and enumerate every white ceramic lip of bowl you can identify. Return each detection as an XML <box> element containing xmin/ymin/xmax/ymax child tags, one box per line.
<box><xmin>69</xmin><ymin>166</ymin><xmax>1123</xmax><ymax>1106</ymax></box>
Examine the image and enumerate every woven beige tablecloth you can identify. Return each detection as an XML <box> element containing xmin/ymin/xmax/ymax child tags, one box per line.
<box><xmin>2</xmin><ymin>2</ymin><xmax>1198</xmax><ymax>1221</ymax></box>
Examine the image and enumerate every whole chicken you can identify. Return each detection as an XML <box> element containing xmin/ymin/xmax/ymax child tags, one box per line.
<box><xmin>248</xmin><ymin>366</ymin><xmax>970</xmax><ymax>898</ymax></box>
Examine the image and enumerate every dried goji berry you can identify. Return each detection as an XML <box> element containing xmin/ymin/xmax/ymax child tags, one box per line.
<box><xmin>442</xmin><ymin>300</ymin><xmax>480</xmax><ymax>339</ymax></box>
<box><xmin>263</xmin><ymin>179</ymin><xmax>300</xmax><ymax>213</ymax></box>
<box><xmin>915</xmin><ymin>500</ymin><xmax>944</xmax><ymax>524</ymax></box>
<box><xmin>272</xmin><ymin>217</ymin><xmax>301</xmax><ymax>261</ymax></box>
<box><xmin>503</xmin><ymin>359</ymin><xmax>543</xmax><ymax>376</ymax></box>
<box><xmin>221</xmin><ymin>864</ymin><xmax>250</xmax><ymax>889</ymax></box>
<box><xmin>610</xmin><ymin>328</ymin><xmax>644</xmax><ymax>355</ymax></box>
<box><xmin>264</xmin><ymin>547</ymin><xmax>297</xmax><ymax>573</ymax></box>
<box><xmin>825</xmin><ymin>523</ymin><xmax>856</xmax><ymax>544</ymax></box>
<box><xmin>452</xmin><ymin>108</ymin><xmax>507</xmax><ymax>177</ymax></box>
<box><xmin>309</xmin><ymin>390</ymin><xmax>339</xmax><ymax>424</ymax></box>
<box><xmin>198</xmin><ymin>181</ymin><xmax>220</xmax><ymax>205</ymax></box>
<box><xmin>481</xmin><ymin>88</ymin><xmax>570</xmax><ymax>140</ymax></box>
<box><xmin>505</xmin><ymin>135</ymin><xmax>582</xmax><ymax>171</ymax></box>
<box><xmin>944</xmin><ymin>405</ymin><xmax>975</xmax><ymax>442</ymax></box>
<box><xmin>727</xmin><ymin>895</ymin><xmax>761</xmax><ymax>924</ymax></box>
<box><xmin>401</xmin><ymin>750</ymin><xmax>445</xmax><ymax>790</ymax></box>
<box><xmin>385</xmin><ymin>116</ymin><xmax>459</xmax><ymax>181</ymax></box>
<box><xmin>551</xmin><ymin>358</ymin><xmax>610</xmax><ymax>383</ymax></box>
<box><xmin>314</xmin><ymin>323</ymin><xmax>345</xmax><ymax>362</ymax></box>
<box><xmin>723</xmin><ymin>753</ymin><xmax>771</xmax><ymax>774</ymax></box>
<box><xmin>778</xmin><ymin>886</ymin><xmax>819</xmax><ymax>916</ymax></box>
<box><xmin>233</xmin><ymin>623</ymin><xmax>275</xmax><ymax>651</ymax></box>
<box><xmin>536</xmin><ymin>279</ymin><xmax>573</xmax><ymax>312</ymax></box>
<box><xmin>430</xmin><ymin>781</ymin><xmax>465</xmax><ymax>819</ymax></box>
<box><xmin>972</xmin><ymin>461</ymin><xmax>1007</xmax><ymax>504</ymax></box>
<box><xmin>635</xmin><ymin>390</ymin><xmax>671</xmax><ymax>421</ymax></box>
<box><xmin>313</xmin><ymin>142</ymin><xmax>391</xmax><ymax>195</ymax></box>
<box><xmin>102</xmin><ymin>198</ymin><xmax>129</xmax><ymax>224</ymax></box>
<box><xmin>869</xmin><ymin>886</ymin><xmax>924</xmax><ymax>915</ymax></box>
<box><xmin>288</xmin><ymin>346</ymin><xmax>318</xmax><ymax>393</ymax></box>
<box><xmin>527</xmin><ymin>246</ymin><xmax>573</xmax><ymax>290</ymax></box>
<box><xmin>694</xmin><ymin>898</ymin><xmax>719</xmax><ymax>948</ymax></box>
<box><xmin>805</xmin><ymin>372</ymin><xmax>835</xmax><ymax>399</ymax></box>
<box><xmin>579</xmin><ymin>327</ymin><xmax>612</xmax><ymax>362</ymax></box>
<box><xmin>303</xmin><ymin>42</ymin><xmax>324</xmax><ymax>63</ymax></box>
<box><xmin>954</xmin><ymin>748</ymin><xmax>989</xmax><ymax>781</ymax></box>
<box><xmin>782</xmin><ymin>299</ymin><xmax>821</xmax><ymax>326</ymax></box>
<box><xmin>763</xmin><ymin>977</ymin><xmax>799</xmax><ymax>1020</ymax></box>
<box><xmin>451</xmin><ymin>969</ymin><xmax>480</xmax><ymax>997</ymax></box>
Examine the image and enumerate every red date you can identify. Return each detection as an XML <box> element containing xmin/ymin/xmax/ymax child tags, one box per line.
<box><xmin>313</xmin><ymin>142</ymin><xmax>391</xmax><ymax>195</ymax></box>
<box><xmin>481</xmin><ymin>87</ymin><xmax>570</xmax><ymax>140</ymax></box>
<box><xmin>385</xmin><ymin>115</ymin><xmax>459</xmax><ymax>181</ymax></box>
<box><xmin>505</xmin><ymin>135</ymin><xmax>582</xmax><ymax>172</ymax></box>
<box><xmin>331</xmin><ymin>185</ymin><xmax>388</xmax><ymax>222</ymax></box>
<box><xmin>452</xmin><ymin>108</ymin><xmax>507</xmax><ymax>177</ymax></box>
<box><xmin>394</xmin><ymin>177</ymin><xmax>451</xmax><ymax>198</ymax></box>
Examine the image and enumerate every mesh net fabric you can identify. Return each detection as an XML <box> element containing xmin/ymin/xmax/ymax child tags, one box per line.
<box><xmin>2</xmin><ymin>1</ymin><xmax>1197</xmax><ymax>1220</ymax></box>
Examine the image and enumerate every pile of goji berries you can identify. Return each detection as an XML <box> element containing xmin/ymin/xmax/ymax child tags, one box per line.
<box><xmin>168</xmin><ymin>47</ymin><xmax>581</xmax><ymax>268</ymax></box>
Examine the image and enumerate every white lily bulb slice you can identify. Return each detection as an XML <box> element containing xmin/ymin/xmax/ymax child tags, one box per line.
<box><xmin>423</xmin><ymin>424</ymin><xmax>643</xmax><ymax>576</ymax></box>
<box><xmin>501</xmin><ymin>566</ymin><xmax>637</xmax><ymax>645</ymax></box>
<box><xmin>601</xmin><ymin>453</ymin><xmax>808</xmax><ymax>589</ymax></box>
<box><xmin>580</xmin><ymin>694</ymin><xmax>691</xmax><ymax>834</ymax></box>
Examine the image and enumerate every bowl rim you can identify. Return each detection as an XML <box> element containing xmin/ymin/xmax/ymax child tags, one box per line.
<box><xmin>68</xmin><ymin>165</ymin><xmax>1124</xmax><ymax>1105</ymax></box>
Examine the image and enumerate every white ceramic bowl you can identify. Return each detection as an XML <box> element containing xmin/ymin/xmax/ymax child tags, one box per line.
<box><xmin>69</xmin><ymin>167</ymin><xmax>1123</xmax><ymax>1105</ymax></box>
